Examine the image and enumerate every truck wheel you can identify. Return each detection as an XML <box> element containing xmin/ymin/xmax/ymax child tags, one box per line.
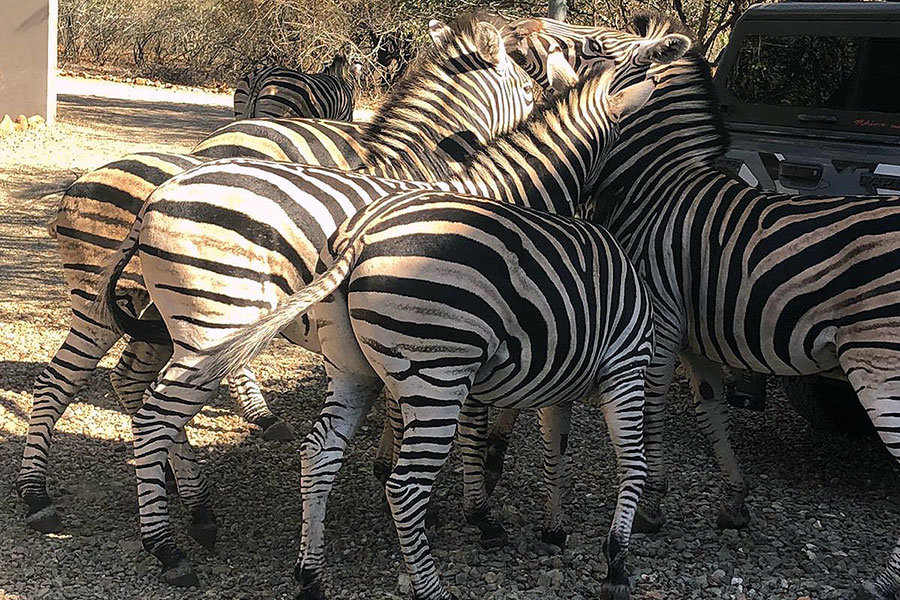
<box><xmin>780</xmin><ymin>376</ymin><xmax>873</xmax><ymax>435</ymax></box>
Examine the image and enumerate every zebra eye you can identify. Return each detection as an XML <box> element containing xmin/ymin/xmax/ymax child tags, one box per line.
<box><xmin>586</xmin><ymin>38</ymin><xmax>603</xmax><ymax>56</ymax></box>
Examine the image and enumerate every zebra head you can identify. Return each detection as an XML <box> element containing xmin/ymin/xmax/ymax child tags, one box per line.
<box><xmin>586</xmin><ymin>14</ymin><xmax>730</xmax><ymax>224</ymax></box>
<box><xmin>503</xmin><ymin>13</ymin><xmax>692</xmax><ymax>93</ymax></box>
<box><xmin>364</xmin><ymin>11</ymin><xmax>541</xmax><ymax>164</ymax></box>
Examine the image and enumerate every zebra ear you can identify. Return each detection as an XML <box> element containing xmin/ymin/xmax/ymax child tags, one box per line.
<box><xmin>474</xmin><ymin>21</ymin><xmax>508</xmax><ymax>68</ymax></box>
<box><xmin>636</xmin><ymin>33</ymin><xmax>692</xmax><ymax>65</ymax></box>
<box><xmin>546</xmin><ymin>43</ymin><xmax>578</xmax><ymax>93</ymax></box>
<box><xmin>501</xmin><ymin>18</ymin><xmax>543</xmax><ymax>57</ymax></box>
<box><xmin>607</xmin><ymin>79</ymin><xmax>656</xmax><ymax>121</ymax></box>
<box><xmin>429</xmin><ymin>19</ymin><xmax>453</xmax><ymax>47</ymax></box>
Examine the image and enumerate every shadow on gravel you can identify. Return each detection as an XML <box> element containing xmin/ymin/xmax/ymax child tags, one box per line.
<box><xmin>58</xmin><ymin>94</ymin><xmax>232</xmax><ymax>145</ymax></box>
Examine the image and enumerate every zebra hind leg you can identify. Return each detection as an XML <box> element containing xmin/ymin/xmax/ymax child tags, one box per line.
<box><xmin>111</xmin><ymin>338</ymin><xmax>178</xmax><ymax>494</ymax></box>
<box><xmin>131</xmin><ymin>356</ymin><xmax>222</xmax><ymax>587</ymax></box>
<box><xmin>538</xmin><ymin>403</ymin><xmax>573</xmax><ymax>549</ymax></box>
<box><xmin>483</xmin><ymin>408</ymin><xmax>520</xmax><ymax>496</ymax></box>
<box><xmin>227</xmin><ymin>366</ymin><xmax>295</xmax><ymax>441</ymax></box>
<box><xmin>631</xmin><ymin>343</ymin><xmax>679</xmax><ymax>534</ymax></box>
<box><xmin>841</xmin><ymin>351</ymin><xmax>900</xmax><ymax>600</ymax></box>
<box><xmin>458</xmin><ymin>399</ymin><xmax>508</xmax><ymax>548</ymax></box>
<box><xmin>595</xmin><ymin>363</ymin><xmax>649</xmax><ymax>600</ymax></box>
<box><xmin>294</xmin><ymin>369</ymin><xmax>381</xmax><ymax>600</ymax></box>
<box><xmin>18</xmin><ymin>320</ymin><xmax>122</xmax><ymax>533</ymax></box>
<box><xmin>372</xmin><ymin>392</ymin><xmax>401</xmax><ymax>485</ymax></box>
<box><xmin>681</xmin><ymin>353</ymin><xmax>750</xmax><ymax>530</ymax></box>
<box><xmin>385</xmin><ymin>389</ymin><xmax>469</xmax><ymax>600</ymax></box>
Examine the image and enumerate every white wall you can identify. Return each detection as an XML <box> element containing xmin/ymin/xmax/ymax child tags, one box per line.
<box><xmin>0</xmin><ymin>0</ymin><xmax>57</xmax><ymax>123</ymax></box>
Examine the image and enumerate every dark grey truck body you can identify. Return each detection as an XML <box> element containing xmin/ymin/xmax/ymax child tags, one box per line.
<box><xmin>711</xmin><ymin>2</ymin><xmax>900</xmax><ymax>432</ymax></box>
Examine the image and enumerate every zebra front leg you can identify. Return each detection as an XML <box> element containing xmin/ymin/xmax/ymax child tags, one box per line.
<box><xmin>459</xmin><ymin>399</ymin><xmax>508</xmax><ymax>548</ymax></box>
<box><xmin>681</xmin><ymin>353</ymin><xmax>749</xmax><ymax>529</ymax></box>
<box><xmin>295</xmin><ymin>371</ymin><xmax>381</xmax><ymax>600</ymax></box>
<box><xmin>18</xmin><ymin>320</ymin><xmax>122</xmax><ymax>533</ymax></box>
<box><xmin>227</xmin><ymin>367</ymin><xmax>295</xmax><ymax>441</ymax></box>
<box><xmin>538</xmin><ymin>403</ymin><xmax>573</xmax><ymax>548</ymax></box>
<box><xmin>132</xmin><ymin>356</ymin><xmax>220</xmax><ymax>587</ymax></box>
<box><xmin>484</xmin><ymin>408</ymin><xmax>520</xmax><ymax>496</ymax></box>
<box><xmin>595</xmin><ymin>363</ymin><xmax>649</xmax><ymax>600</ymax></box>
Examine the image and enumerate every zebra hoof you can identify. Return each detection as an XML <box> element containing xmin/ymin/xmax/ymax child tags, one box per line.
<box><xmin>295</xmin><ymin>565</ymin><xmax>326</xmax><ymax>600</ymax></box>
<box><xmin>25</xmin><ymin>504</ymin><xmax>63</xmax><ymax>533</ymax></box>
<box><xmin>160</xmin><ymin>558</ymin><xmax>199</xmax><ymax>587</ymax></box>
<box><xmin>479</xmin><ymin>525</ymin><xmax>508</xmax><ymax>550</ymax></box>
<box><xmin>424</xmin><ymin>506</ymin><xmax>442</xmax><ymax>529</ymax></box>
<box><xmin>851</xmin><ymin>581</ymin><xmax>892</xmax><ymax>600</ymax></box>
<box><xmin>467</xmin><ymin>511</ymin><xmax>507</xmax><ymax>549</ymax></box>
<box><xmin>631</xmin><ymin>505</ymin><xmax>665</xmax><ymax>534</ymax></box>
<box><xmin>598</xmin><ymin>580</ymin><xmax>630</xmax><ymax>600</ymax></box>
<box><xmin>261</xmin><ymin>419</ymin><xmax>295</xmax><ymax>441</ymax></box>
<box><xmin>541</xmin><ymin>527</ymin><xmax>568</xmax><ymax>549</ymax></box>
<box><xmin>189</xmin><ymin>508</ymin><xmax>218</xmax><ymax>554</ymax></box>
<box><xmin>372</xmin><ymin>461</ymin><xmax>391</xmax><ymax>486</ymax></box>
<box><xmin>716</xmin><ymin>502</ymin><xmax>750</xmax><ymax>530</ymax></box>
<box><xmin>164</xmin><ymin>462</ymin><xmax>178</xmax><ymax>495</ymax></box>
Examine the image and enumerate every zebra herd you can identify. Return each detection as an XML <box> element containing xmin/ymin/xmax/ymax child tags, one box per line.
<box><xmin>16</xmin><ymin>9</ymin><xmax>900</xmax><ymax>600</ymax></box>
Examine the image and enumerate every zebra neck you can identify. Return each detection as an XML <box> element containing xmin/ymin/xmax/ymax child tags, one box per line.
<box><xmin>602</xmin><ymin>158</ymin><xmax>724</xmax><ymax>238</ymax></box>
<box><xmin>362</xmin><ymin>105</ymin><xmax>491</xmax><ymax>181</ymax></box>
<box><xmin>451</xmin><ymin>107</ymin><xmax>601</xmax><ymax>216</ymax></box>
<box><xmin>591</xmin><ymin>58</ymin><xmax>730</xmax><ymax>228</ymax></box>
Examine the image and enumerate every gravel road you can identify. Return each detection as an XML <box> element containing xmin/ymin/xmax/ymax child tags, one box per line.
<box><xmin>1</xmin><ymin>79</ymin><xmax>898</xmax><ymax>600</ymax></box>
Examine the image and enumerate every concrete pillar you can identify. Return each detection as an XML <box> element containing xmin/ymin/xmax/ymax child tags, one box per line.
<box><xmin>0</xmin><ymin>0</ymin><xmax>58</xmax><ymax>124</ymax></box>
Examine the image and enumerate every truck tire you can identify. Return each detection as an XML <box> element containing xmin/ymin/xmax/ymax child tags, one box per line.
<box><xmin>780</xmin><ymin>376</ymin><xmax>873</xmax><ymax>435</ymax></box>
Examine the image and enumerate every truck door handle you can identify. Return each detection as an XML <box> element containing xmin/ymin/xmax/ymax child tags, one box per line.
<box><xmin>861</xmin><ymin>173</ymin><xmax>900</xmax><ymax>192</ymax></box>
<box><xmin>779</xmin><ymin>162</ymin><xmax>822</xmax><ymax>183</ymax></box>
<box><xmin>797</xmin><ymin>113</ymin><xmax>838</xmax><ymax>124</ymax></box>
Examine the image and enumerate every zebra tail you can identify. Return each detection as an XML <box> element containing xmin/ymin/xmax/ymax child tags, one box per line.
<box><xmin>92</xmin><ymin>211</ymin><xmax>171</xmax><ymax>346</ymax></box>
<box><xmin>186</xmin><ymin>244</ymin><xmax>357</xmax><ymax>385</ymax></box>
<box><xmin>44</xmin><ymin>171</ymin><xmax>83</xmax><ymax>239</ymax></box>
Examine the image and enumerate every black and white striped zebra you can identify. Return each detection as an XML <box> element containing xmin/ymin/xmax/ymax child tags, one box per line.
<box><xmin>98</xmin><ymin>69</ymin><xmax>657</xmax><ymax>598</ymax></box>
<box><xmin>17</xmin><ymin>11</ymin><xmax>551</xmax><ymax>536</ymax></box>
<box><xmin>233</xmin><ymin>55</ymin><xmax>363</xmax><ymax>121</ymax></box>
<box><xmin>514</xmin><ymin>13</ymin><xmax>900</xmax><ymax>600</ymax></box>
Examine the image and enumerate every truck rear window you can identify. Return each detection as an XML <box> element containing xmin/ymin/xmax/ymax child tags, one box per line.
<box><xmin>723</xmin><ymin>34</ymin><xmax>900</xmax><ymax>135</ymax></box>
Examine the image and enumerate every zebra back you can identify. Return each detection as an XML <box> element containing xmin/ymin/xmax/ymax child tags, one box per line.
<box><xmin>241</xmin><ymin>58</ymin><xmax>356</xmax><ymax>122</ymax></box>
<box><xmin>233</xmin><ymin>65</ymin><xmax>281</xmax><ymax>120</ymax></box>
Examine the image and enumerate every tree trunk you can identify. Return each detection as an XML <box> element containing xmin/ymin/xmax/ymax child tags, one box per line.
<box><xmin>548</xmin><ymin>0</ymin><xmax>567</xmax><ymax>21</ymax></box>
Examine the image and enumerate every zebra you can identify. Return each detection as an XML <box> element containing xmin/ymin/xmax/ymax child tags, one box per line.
<box><xmin>17</xmin><ymin>11</ymin><xmax>551</xmax><ymax>537</ymax></box>
<box><xmin>96</xmin><ymin>68</ymin><xmax>657</xmax><ymax>597</ymax></box>
<box><xmin>500</xmin><ymin>12</ymin><xmax>900</xmax><ymax>600</ymax></box>
<box><xmin>233</xmin><ymin>55</ymin><xmax>363</xmax><ymax>121</ymax></box>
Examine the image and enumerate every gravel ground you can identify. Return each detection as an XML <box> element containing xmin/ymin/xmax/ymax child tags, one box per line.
<box><xmin>1</xmin><ymin>80</ymin><xmax>898</xmax><ymax>600</ymax></box>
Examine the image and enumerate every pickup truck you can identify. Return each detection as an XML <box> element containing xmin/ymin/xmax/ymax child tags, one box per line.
<box><xmin>711</xmin><ymin>1</ymin><xmax>900</xmax><ymax>433</ymax></box>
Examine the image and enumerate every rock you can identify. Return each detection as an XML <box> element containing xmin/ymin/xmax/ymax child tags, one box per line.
<box><xmin>0</xmin><ymin>114</ymin><xmax>14</xmax><ymax>136</ymax></box>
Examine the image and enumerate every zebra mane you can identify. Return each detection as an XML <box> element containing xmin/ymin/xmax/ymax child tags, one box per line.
<box><xmin>322</xmin><ymin>55</ymin><xmax>348</xmax><ymax>77</ymax></box>
<box><xmin>360</xmin><ymin>10</ymin><xmax>517</xmax><ymax>174</ymax></box>
<box><xmin>468</xmin><ymin>64</ymin><xmax>614</xmax><ymax>154</ymax></box>
<box><xmin>629</xmin><ymin>12</ymin><xmax>697</xmax><ymax>45</ymax></box>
